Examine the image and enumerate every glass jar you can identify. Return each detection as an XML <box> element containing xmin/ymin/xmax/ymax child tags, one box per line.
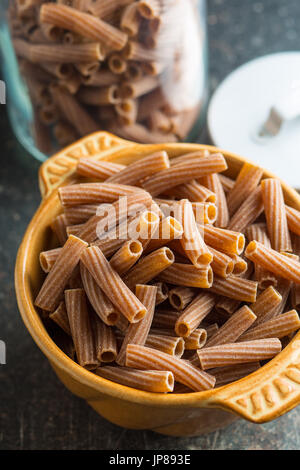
<box><xmin>1</xmin><ymin>0</ymin><xmax>208</xmax><ymax>161</ymax></box>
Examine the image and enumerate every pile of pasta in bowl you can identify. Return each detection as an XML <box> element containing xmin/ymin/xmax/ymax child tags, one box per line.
<box><xmin>36</xmin><ymin>149</ymin><xmax>300</xmax><ymax>393</ymax></box>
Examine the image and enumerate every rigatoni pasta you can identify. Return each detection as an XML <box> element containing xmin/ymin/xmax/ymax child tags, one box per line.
<box><xmin>35</xmin><ymin>148</ymin><xmax>300</xmax><ymax>396</ymax></box>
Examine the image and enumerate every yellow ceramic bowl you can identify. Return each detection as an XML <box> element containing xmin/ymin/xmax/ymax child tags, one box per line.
<box><xmin>15</xmin><ymin>132</ymin><xmax>300</xmax><ymax>436</ymax></box>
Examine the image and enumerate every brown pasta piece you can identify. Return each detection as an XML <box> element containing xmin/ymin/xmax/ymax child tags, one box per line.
<box><xmin>175</xmin><ymin>293</ymin><xmax>215</xmax><ymax>337</ymax></box>
<box><xmin>210</xmin><ymin>275</ymin><xmax>258</xmax><ymax>303</ymax></box>
<box><xmin>152</xmin><ymin>282</ymin><xmax>169</xmax><ymax>305</ymax></box>
<box><xmin>40</xmin><ymin>248</ymin><xmax>62</xmax><ymax>273</ymax></box>
<box><xmin>35</xmin><ymin>235</ymin><xmax>88</xmax><ymax>312</ymax></box>
<box><xmin>158</xmin><ymin>263</ymin><xmax>213</xmax><ymax>289</ymax></box>
<box><xmin>184</xmin><ymin>329</ymin><xmax>207</xmax><ymax>350</ymax></box>
<box><xmin>209</xmin><ymin>362</ymin><xmax>261</xmax><ymax>387</ymax></box>
<box><xmin>126</xmin><ymin>344</ymin><xmax>216</xmax><ymax>391</ymax></box>
<box><xmin>227</xmin><ymin>186</ymin><xmax>264</xmax><ymax>233</ymax></box>
<box><xmin>143</xmin><ymin>216</ymin><xmax>183</xmax><ymax>253</ymax></box>
<box><xmin>142</xmin><ymin>153</ymin><xmax>227</xmax><ymax>196</ymax></box>
<box><xmin>80</xmin><ymin>246</ymin><xmax>147</xmax><ymax>323</ymax></box>
<box><xmin>96</xmin><ymin>366</ymin><xmax>174</xmax><ymax>393</ymax></box>
<box><xmin>245</xmin><ymin>240</ymin><xmax>300</xmax><ymax>284</ymax></box>
<box><xmin>91</xmin><ymin>314</ymin><xmax>118</xmax><ymax>363</ymax></box>
<box><xmin>261</xmin><ymin>178</ymin><xmax>292</xmax><ymax>252</ymax></box>
<box><xmin>116</xmin><ymin>284</ymin><xmax>157</xmax><ymax>365</ymax></box>
<box><xmin>285</xmin><ymin>205</ymin><xmax>300</xmax><ymax>236</ymax></box>
<box><xmin>168</xmin><ymin>287</ymin><xmax>195</xmax><ymax>311</ymax></box>
<box><xmin>227</xmin><ymin>163</ymin><xmax>263</xmax><ymax>216</ymax></box>
<box><xmin>40</xmin><ymin>3</ymin><xmax>128</xmax><ymax>50</ymax></box>
<box><xmin>205</xmin><ymin>306</ymin><xmax>257</xmax><ymax>347</ymax></box>
<box><xmin>209</xmin><ymin>246</ymin><xmax>234</xmax><ymax>278</ymax></box>
<box><xmin>201</xmin><ymin>224</ymin><xmax>245</xmax><ymax>256</ymax></box>
<box><xmin>145</xmin><ymin>334</ymin><xmax>185</xmax><ymax>357</ymax></box>
<box><xmin>197</xmin><ymin>338</ymin><xmax>282</xmax><ymax>370</ymax></box>
<box><xmin>238</xmin><ymin>310</ymin><xmax>300</xmax><ymax>342</ymax></box>
<box><xmin>80</xmin><ymin>262</ymin><xmax>120</xmax><ymax>325</ymax></box>
<box><xmin>110</xmin><ymin>240</ymin><xmax>143</xmax><ymax>275</ymax></box>
<box><xmin>50</xmin><ymin>214</ymin><xmax>68</xmax><ymax>245</ymax></box>
<box><xmin>199</xmin><ymin>174</ymin><xmax>229</xmax><ymax>228</ymax></box>
<box><xmin>65</xmin><ymin>288</ymin><xmax>99</xmax><ymax>370</ymax></box>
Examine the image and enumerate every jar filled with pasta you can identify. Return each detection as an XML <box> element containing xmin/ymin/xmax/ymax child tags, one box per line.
<box><xmin>1</xmin><ymin>0</ymin><xmax>208</xmax><ymax>161</ymax></box>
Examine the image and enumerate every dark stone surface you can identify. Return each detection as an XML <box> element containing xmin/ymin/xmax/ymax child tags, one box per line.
<box><xmin>1</xmin><ymin>0</ymin><xmax>300</xmax><ymax>450</ymax></box>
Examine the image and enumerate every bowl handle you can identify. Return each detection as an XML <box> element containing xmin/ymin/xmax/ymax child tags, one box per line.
<box><xmin>202</xmin><ymin>333</ymin><xmax>300</xmax><ymax>423</ymax></box>
<box><xmin>38</xmin><ymin>131</ymin><xmax>135</xmax><ymax>199</ymax></box>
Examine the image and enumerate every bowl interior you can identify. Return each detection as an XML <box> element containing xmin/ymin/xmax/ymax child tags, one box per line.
<box><xmin>16</xmin><ymin>141</ymin><xmax>300</xmax><ymax>407</ymax></box>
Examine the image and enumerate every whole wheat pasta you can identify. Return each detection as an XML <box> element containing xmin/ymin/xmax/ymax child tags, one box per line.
<box><xmin>39</xmin><ymin>103</ymin><xmax>59</xmax><ymax>125</ymax></box>
<box><xmin>151</xmin><ymin>309</ymin><xmax>180</xmax><ymax>329</ymax></box>
<box><xmin>158</xmin><ymin>263</ymin><xmax>213</xmax><ymax>289</ymax></box>
<box><xmin>260</xmin><ymin>278</ymin><xmax>292</xmax><ymax>324</ymax></box>
<box><xmin>165</xmin><ymin>181</ymin><xmax>216</xmax><ymax>204</ymax></box>
<box><xmin>40</xmin><ymin>4</ymin><xmax>128</xmax><ymax>51</ymax></box>
<box><xmin>129</xmin><ymin>210</ymin><xmax>160</xmax><ymax>248</ymax></box>
<box><xmin>126</xmin><ymin>344</ymin><xmax>216</xmax><ymax>391</ymax></box>
<box><xmin>197</xmin><ymin>338</ymin><xmax>282</xmax><ymax>370</ymax></box>
<box><xmin>82</xmin><ymin>70</ymin><xmax>119</xmax><ymax>87</ymax></box>
<box><xmin>51</xmin><ymin>86</ymin><xmax>99</xmax><ymax>136</ymax></box>
<box><xmin>108</xmin><ymin>151</ymin><xmax>170</xmax><ymax>186</ymax></box>
<box><xmin>249</xmin><ymin>286</ymin><xmax>282</xmax><ymax>325</ymax></box>
<box><xmin>108</xmin><ymin>54</ymin><xmax>127</xmax><ymax>74</ymax></box>
<box><xmin>50</xmin><ymin>213</ymin><xmax>68</xmax><ymax>245</ymax></box>
<box><xmin>168</xmin><ymin>287</ymin><xmax>195</xmax><ymax>311</ymax></box>
<box><xmin>72</xmin><ymin>61</ymin><xmax>102</xmax><ymax>77</ymax></box>
<box><xmin>229</xmin><ymin>254</ymin><xmax>248</xmax><ymax>276</ymax></box>
<box><xmin>123</xmin><ymin>247</ymin><xmax>175</xmax><ymax>289</ymax></box>
<box><xmin>143</xmin><ymin>216</ymin><xmax>183</xmax><ymax>253</ymax></box>
<box><xmin>219</xmin><ymin>174</ymin><xmax>235</xmax><ymax>193</ymax></box>
<box><xmin>143</xmin><ymin>153</ymin><xmax>227</xmax><ymax>196</ymax></box>
<box><xmin>40</xmin><ymin>21</ymin><xmax>64</xmax><ymax>42</ymax></box>
<box><xmin>145</xmin><ymin>334</ymin><xmax>185</xmax><ymax>357</ymax></box>
<box><xmin>120</xmin><ymin>3</ymin><xmax>140</xmax><ymax>36</ymax></box>
<box><xmin>81</xmin><ymin>246</ymin><xmax>147</xmax><ymax>323</ymax></box>
<box><xmin>123</xmin><ymin>40</ymin><xmax>170</xmax><ymax>63</ymax></box>
<box><xmin>49</xmin><ymin>301</ymin><xmax>71</xmax><ymax>336</ymax></box>
<box><xmin>109</xmin><ymin>122</ymin><xmax>178</xmax><ymax>144</ymax></box>
<box><xmin>148</xmin><ymin>110</ymin><xmax>173</xmax><ymax>134</ymax></box>
<box><xmin>245</xmin><ymin>223</ymin><xmax>277</xmax><ymax>289</ymax></box>
<box><xmin>285</xmin><ymin>205</ymin><xmax>300</xmax><ymax>236</ymax></box>
<box><xmin>64</xmin><ymin>204</ymin><xmax>102</xmax><ymax>225</ymax></box>
<box><xmin>96</xmin><ymin>366</ymin><xmax>174</xmax><ymax>393</ymax></box>
<box><xmin>199</xmin><ymin>174</ymin><xmax>229</xmax><ymax>228</ymax></box>
<box><xmin>13</xmin><ymin>38</ymin><xmax>103</xmax><ymax>63</ymax></box>
<box><xmin>59</xmin><ymin>182</ymin><xmax>144</xmax><ymax>207</ymax></box>
<box><xmin>238</xmin><ymin>310</ymin><xmax>300</xmax><ymax>342</ymax></box>
<box><xmin>179</xmin><ymin>199</ymin><xmax>212</xmax><ymax>267</ymax></box>
<box><xmin>65</xmin><ymin>288</ymin><xmax>99</xmax><ymax>369</ymax></box>
<box><xmin>201</xmin><ymin>224</ymin><xmax>245</xmax><ymax>256</ymax></box>
<box><xmin>40</xmin><ymin>248</ymin><xmax>62</xmax><ymax>273</ymax></box>
<box><xmin>115</xmin><ymin>314</ymin><xmax>129</xmax><ymax>333</ymax></box>
<box><xmin>91</xmin><ymin>314</ymin><xmax>118</xmax><ymax>363</ymax></box>
<box><xmin>124</xmin><ymin>62</ymin><xmax>144</xmax><ymax>81</ymax></box>
<box><xmin>138</xmin><ymin>0</ymin><xmax>160</xmax><ymax>19</ymax></box>
<box><xmin>245</xmin><ymin>240</ymin><xmax>300</xmax><ymax>285</ymax></box>
<box><xmin>110</xmin><ymin>240</ymin><xmax>143</xmax><ymax>275</ymax></box>
<box><xmin>184</xmin><ymin>329</ymin><xmax>207</xmax><ymax>350</ymax></box>
<box><xmin>261</xmin><ymin>178</ymin><xmax>292</xmax><ymax>252</ymax></box>
<box><xmin>152</xmin><ymin>282</ymin><xmax>169</xmax><ymax>305</ymax></box>
<box><xmin>205</xmin><ymin>306</ymin><xmax>257</xmax><ymax>348</ymax></box>
<box><xmin>174</xmin><ymin>293</ymin><xmax>215</xmax><ymax>337</ymax></box>
<box><xmin>80</xmin><ymin>262</ymin><xmax>120</xmax><ymax>325</ymax></box>
<box><xmin>78</xmin><ymin>85</ymin><xmax>121</xmax><ymax>106</ymax></box>
<box><xmin>116</xmin><ymin>284</ymin><xmax>157</xmax><ymax>365</ymax></box>
<box><xmin>41</xmin><ymin>62</ymin><xmax>74</xmax><ymax>80</ymax></box>
<box><xmin>88</xmin><ymin>0</ymin><xmax>132</xmax><ymax>18</ymax></box>
<box><xmin>227</xmin><ymin>186</ymin><xmax>264</xmax><ymax>233</ymax></box>
<box><xmin>115</xmin><ymin>99</ymin><xmax>138</xmax><ymax>126</ymax></box>
<box><xmin>210</xmin><ymin>362</ymin><xmax>261</xmax><ymax>387</ymax></box>
<box><xmin>121</xmin><ymin>76</ymin><xmax>158</xmax><ymax>99</ymax></box>
<box><xmin>192</xmin><ymin>202</ymin><xmax>218</xmax><ymax>225</ymax></box>
<box><xmin>137</xmin><ymin>88</ymin><xmax>166</xmax><ymax>120</ymax></box>
<box><xmin>226</xmin><ymin>163</ymin><xmax>263</xmax><ymax>216</ymax></box>
<box><xmin>210</xmin><ymin>275</ymin><xmax>258</xmax><ymax>303</ymax></box>
<box><xmin>209</xmin><ymin>246</ymin><xmax>234</xmax><ymax>278</ymax></box>
<box><xmin>53</xmin><ymin>121</ymin><xmax>78</xmax><ymax>147</ymax></box>
<box><xmin>291</xmin><ymin>282</ymin><xmax>300</xmax><ymax>309</ymax></box>
<box><xmin>35</xmin><ymin>235</ymin><xmax>88</xmax><ymax>311</ymax></box>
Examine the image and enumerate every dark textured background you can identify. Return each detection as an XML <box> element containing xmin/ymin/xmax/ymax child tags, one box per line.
<box><xmin>1</xmin><ymin>0</ymin><xmax>300</xmax><ymax>450</ymax></box>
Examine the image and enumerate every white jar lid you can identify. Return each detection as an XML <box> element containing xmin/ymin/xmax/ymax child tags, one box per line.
<box><xmin>207</xmin><ymin>52</ymin><xmax>300</xmax><ymax>188</ymax></box>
